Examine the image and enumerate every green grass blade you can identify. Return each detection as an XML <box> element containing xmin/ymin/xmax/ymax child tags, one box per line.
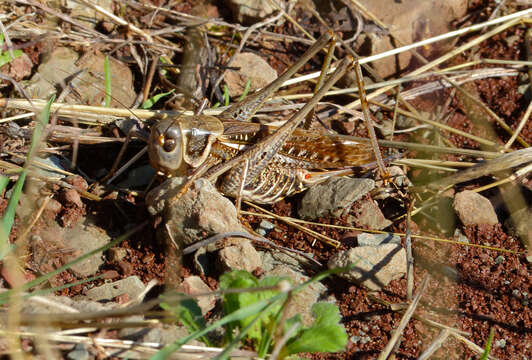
<box><xmin>238</xmin><ymin>79</ymin><xmax>251</xmax><ymax>102</ymax></box>
<box><xmin>104</xmin><ymin>55</ymin><xmax>112</xmax><ymax>107</ymax></box>
<box><xmin>0</xmin><ymin>95</ymin><xmax>54</xmax><ymax>260</ymax></box>
<box><xmin>480</xmin><ymin>328</ymin><xmax>495</xmax><ymax>360</ymax></box>
<box><xmin>142</xmin><ymin>89</ymin><xmax>175</xmax><ymax>109</ymax></box>
<box><xmin>223</xmin><ymin>85</ymin><xmax>230</xmax><ymax>107</ymax></box>
<box><xmin>0</xmin><ymin>175</ymin><xmax>9</xmax><ymax>195</ymax></box>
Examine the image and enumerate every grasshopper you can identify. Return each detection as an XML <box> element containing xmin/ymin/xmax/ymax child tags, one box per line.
<box><xmin>148</xmin><ymin>32</ymin><xmax>375</xmax><ymax>206</ymax></box>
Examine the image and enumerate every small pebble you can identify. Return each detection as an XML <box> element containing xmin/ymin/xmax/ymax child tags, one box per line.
<box><xmin>495</xmin><ymin>339</ymin><xmax>506</xmax><ymax>349</ymax></box>
<box><xmin>494</xmin><ymin>255</ymin><xmax>505</xmax><ymax>264</ymax></box>
<box><xmin>256</xmin><ymin>219</ymin><xmax>275</xmax><ymax>236</ymax></box>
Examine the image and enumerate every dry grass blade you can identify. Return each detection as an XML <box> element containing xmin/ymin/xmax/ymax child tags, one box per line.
<box><xmin>424</xmin><ymin>148</ymin><xmax>532</xmax><ymax>192</ymax></box>
<box><xmin>418</xmin><ymin>329</ymin><xmax>451</xmax><ymax>360</ymax></box>
<box><xmin>377</xmin><ymin>275</ymin><xmax>430</xmax><ymax>360</ymax></box>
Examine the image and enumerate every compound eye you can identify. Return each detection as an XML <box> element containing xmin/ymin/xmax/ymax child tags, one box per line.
<box><xmin>163</xmin><ymin>137</ymin><xmax>176</xmax><ymax>152</ymax></box>
<box><xmin>161</xmin><ymin>128</ymin><xmax>180</xmax><ymax>152</ymax></box>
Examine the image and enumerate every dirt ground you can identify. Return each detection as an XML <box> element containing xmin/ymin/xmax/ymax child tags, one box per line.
<box><xmin>0</xmin><ymin>0</ymin><xmax>531</xmax><ymax>359</ymax></box>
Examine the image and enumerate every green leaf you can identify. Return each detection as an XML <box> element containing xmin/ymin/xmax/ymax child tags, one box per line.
<box><xmin>104</xmin><ymin>55</ymin><xmax>112</xmax><ymax>107</ymax></box>
<box><xmin>160</xmin><ymin>292</ymin><xmax>210</xmax><ymax>346</ymax></box>
<box><xmin>283</xmin><ymin>302</ymin><xmax>348</xmax><ymax>355</ymax></box>
<box><xmin>142</xmin><ymin>89</ymin><xmax>175</xmax><ymax>109</ymax></box>
<box><xmin>219</xmin><ymin>271</ymin><xmax>285</xmax><ymax>345</ymax></box>
<box><xmin>0</xmin><ymin>49</ymin><xmax>22</xmax><ymax>68</ymax></box>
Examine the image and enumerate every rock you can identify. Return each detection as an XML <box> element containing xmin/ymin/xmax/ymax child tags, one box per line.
<box><xmin>34</xmin><ymin>221</ymin><xmax>109</xmax><ymax>277</ymax></box>
<box><xmin>357</xmin><ymin>232</ymin><xmax>400</xmax><ymax>246</ymax></box>
<box><xmin>225</xmin><ymin>0</ymin><xmax>278</xmax><ymax>25</ymax></box>
<box><xmin>348</xmin><ymin>197</ymin><xmax>392</xmax><ymax>230</ymax></box>
<box><xmin>453</xmin><ymin>229</ymin><xmax>470</xmax><ymax>243</ymax></box>
<box><xmin>64</xmin><ymin>0</ymin><xmax>113</xmax><ymax>28</ymax></box>
<box><xmin>223</xmin><ymin>52</ymin><xmax>278</xmax><ymax>97</ymax></box>
<box><xmin>21</xmin><ymin>295</ymin><xmax>118</xmax><ymax>315</ymax></box>
<box><xmin>60</xmin><ymin>189</ymin><xmax>83</xmax><ymax>209</ymax></box>
<box><xmin>63</xmin><ymin>223</ymin><xmax>109</xmax><ymax>276</ymax></box>
<box><xmin>84</xmin><ymin>276</ymin><xmax>145</xmax><ymax>302</ymax></box>
<box><xmin>353</xmin><ymin>0</ymin><xmax>467</xmax><ymax>78</ymax></box>
<box><xmin>260</xmin><ymin>250</ymin><xmax>308</xmax><ymax>272</ymax></box>
<box><xmin>107</xmin><ymin>247</ymin><xmax>128</xmax><ymax>262</ymax></box>
<box><xmin>262</xmin><ymin>265</ymin><xmax>328</xmax><ymax>326</ymax></box>
<box><xmin>453</xmin><ymin>190</ymin><xmax>498</xmax><ymax>226</ymax></box>
<box><xmin>146</xmin><ymin>177</ymin><xmax>245</xmax><ymax>248</ymax></box>
<box><xmin>299</xmin><ymin>178</ymin><xmax>375</xmax><ymax>220</ymax></box>
<box><xmin>256</xmin><ymin>219</ymin><xmax>275</xmax><ymax>236</ymax></box>
<box><xmin>119</xmin><ymin>323</ymin><xmax>204</xmax><ymax>355</ymax></box>
<box><xmin>66</xmin><ymin>343</ymin><xmax>90</xmax><ymax>360</ymax></box>
<box><xmin>218</xmin><ymin>240</ymin><xmax>262</xmax><ymax>272</ymax></box>
<box><xmin>179</xmin><ymin>276</ymin><xmax>216</xmax><ymax>315</ymax></box>
<box><xmin>0</xmin><ymin>52</ymin><xmax>33</xmax><ymax>83</ymax></box>
<box><xmin>328</xmin><ymin>244</ymin><xmax>406</xmax><ymax>291</ymax></box>
<box><xmin>24</xmin><ymin>47</ymin><xmax>135</xmax><ymax>108</ymax></box>
<box><xmin>36</xmin><ymin>155</ymin><xmax>69</xmax><ymax>179</ymax></box>
<box><xmin>64</xmin><ymin>175</ymin><xmax>88</xmax><ymax>192</ymax></box>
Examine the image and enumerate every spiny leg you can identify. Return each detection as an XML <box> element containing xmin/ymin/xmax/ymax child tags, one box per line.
<box><xmin>219</xmin><ymin>31</ymin><xmax>334</xmax><ymax>122</ymax></box>
<box><xmin>207</xmin><ymin>57</ymin><xmax>353</xmax><ymax>195</ymax></box>
<box><xmin>303</xmin><ymin>37</ymin><xmax>336</xmax><ymax>130</ymax></box>
<box><xmin>231</xmin><ymin>38</ymin><xmax>338</xmax><ymax>207</ymax></box>
<box><xmin>101</xmin><ymin>128</ymin><xmax>149</xmax><ymax>184</ymax></box>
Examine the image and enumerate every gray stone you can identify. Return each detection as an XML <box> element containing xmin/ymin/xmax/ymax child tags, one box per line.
<box><xmin>260</xmin><ymin>250</ymin><xmax>306</xmax><ymax>272</ymax></box>
<box><xmin>349</xmin><ymin>197</ymin><xmax>392</xmax><ymax>230</ymax></box>
<box><xmin>256</xmin><ymin>219</ymin><xmax>275</xmax><ymax>237</ymax></box>
<box><xmin>453</xmin><ymin>229</ymin><xmax>470</xmax><ymax>243</ymax></box>
<box><xmin>353</xmin><ymin>0</ymin><xmax>467</xmax><ymax>78</ymax></box>
<box><xmin>34</xmin><ymin>221</ymin><xmax>109</xmax><ymax>277</ymax></box>
<box><xmin>67</xmin><ymin>344</ymin><xmax>90</xmax><ymax>360</ymax></box>
<box><xmin>21</xmin><ymin>295</ymin><xmax>118</xmax><ymax>316</ymax></box>
<box><xmin>107</xmin><ymin>247</ymin><xmax>127</xmax><ymax>262</ymax></box>
<box><xmin>36</xmin><ymin>155</ymin><xmax>69</xmax><ymax>179</ymax></box>
<box><xmin>224</xmin><ymin>52</ymin><xmax>278</xmax><ymax>97</ymax></box>
<box><xmin>146</xmin><ymin>178</ymin><xmax>245</xmax><ymax>248</ymax></box>
<box><xmin>62</xmin><ymin>222</ymin><xmax>109</xmax><ymax>277</ymax></box>
<box><xmin>453</xmin><ymin>190</ymin><xmax>498</xmax><ymax>226</ymax></box>
<box><xmin>495</xmin><ymin>256</ymin><xmax>505</xmax><ymax>265</ymax></box>
<box><xmin>357</xmin><ymin>232</ymin><xmax>400</xmax><ymax>246</ymax></box>
<box><xmin>217</xmin><ymin>239</ymin><xmax>262</xmax><ymax>272</ymax></box>
<box><xmin>225</xmin><ymin>0</ymin><xmax>278</xmax><ymax>25</ymax></box>
<box><xmin>84</xmin><ymin>276</ymin><xmax>145</xmax><ymax>302</ymax></box>
<box><xmin>179</xmin><ymin>276</ymin><xmax>216</xmax><ymax>315</ymax></box>
<box><xmin>299</xmin><ymin>178</ymin><xmax>375</xmax><ymax>220</ymax></box>
<box><xmin>262</xmin><ymin>265</ymin><xmax>328</xmax><ymax>327</ymax></box>
<box><xmin>65</xmin><ymin>0</ymin><xmax>113</xmax><ymax>27</ymax></box>
<box><xmin>119</xmin><ymin>323</ymin><xmax>204</xmax><ymax>355</ymax></box>
<box><xmin>328</xmin><ymin>244</ymin><xmax>407</xmax><ymax>291</ymax></box>
<box><xmin>24</xmin><ymin>46</ymin><xmax>135</xmax><ymax>108</ymax></box>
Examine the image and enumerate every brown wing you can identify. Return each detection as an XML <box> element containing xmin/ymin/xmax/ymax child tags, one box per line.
<box><xmin>220</xmin><ymin>121</ymin><xmax>375</xmax><ymax>168</ymax></box>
